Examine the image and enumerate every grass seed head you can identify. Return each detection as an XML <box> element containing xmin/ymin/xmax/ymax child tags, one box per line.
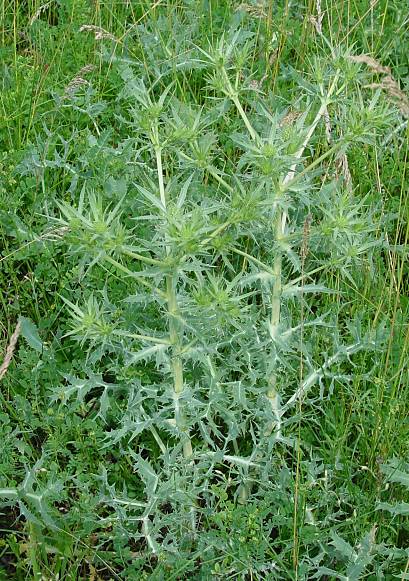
<box><xmin>79</xmin><ymin>25</ymin><xmax>119</xmax><ymax>42</ymax></box>
<box><xmin>0</xmin><ymin>321</ymin><xmax>21</xmax><ymax>381</ymax></box>
<box><xmin>64</xmin><ymin>64</ymin><xmax>95</xmax><ymax>97</ymax></box>
<box><xmin>350</xmin><ymin>54</ymin><xmax>409</xmax><ymax>117</ymax></box>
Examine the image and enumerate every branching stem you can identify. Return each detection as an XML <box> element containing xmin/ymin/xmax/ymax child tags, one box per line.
<box><xmin>267</xmin><ymin>71</ymin><xmax>341</xmax><ymax>415</ymax></box>
<box><xmin>232</xmin><ymin>94</ymin><xmax>258</xmax><ymax>141</ymax></box>
<box><xmin>224</xmin><ymin>69</ymin><xmax>259</xmax><ymax>142</ymax></box>
<box><xmin>207</xmin><ymin>165</ymin><xmax>234</xmax><ymax>193</ymax></box>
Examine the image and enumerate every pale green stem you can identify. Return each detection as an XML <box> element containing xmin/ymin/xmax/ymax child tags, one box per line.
<box><xmin>229</xmin><ymin>246</ymin><xmax>275</xmax><ymax>275</ymax></box>
<box><xmin>200</xmin><ymin>220</ymin><xmax>232</xmax><ymax>247</ymax></box>
<box><xmin>0</xmin><ymin>488</ymin><xmax>18</xmax><ymax>498</ymax></box>
<box><xmin>285</xmin><ymin>256</ymin><xmax>347</xmax><ymax>288</ymax></box>
<box><xmin>282</xmin><ymin>341</ymin><xmax>364</xmax><ymax>413</ymax></box>
<box><xmin>224</xmin><ymin>72</ymin><xmax>264</xmax><ymax>504</ymax></box>
<box><xmin>155</xmin><ymin>145</ymin><xmax>193</xmax><ymax>459</ymax></box>
<box><xmin>103</xmin><ymin>256</ymin><xmax>166</xmax><ymax>298</ymax></box>
<box><xmin>225</xmin><ymin>70</ymin><xmax>343</xmax><ymax>403</ymax></box>
<box><xmin>166</xmin><ymin>275</ymin><xmax>193</xmax><ymax>459</ymax></box>
<box><xmin>112</xmin><ymin>330</ymin><xmax>171</xmax><ymax>344</ymax></box>
<box><xmin>140</xmin><ymin>405</ymin><xmax>167</xmax><ymax>455</ymax></box>
<box><xmin>156</xmin><ymin>143</ymin><xmax>195</xmax><ymax>536</ymax></box>
<box><xmin>207</xmin><ymin>165</ymin><xmax>234</xmax><ymax>193</ymax></box>
<box><xmin>264</xmin><ymin>217</ymin><xmax>283</xmax><ymax>439</ymax></box>
<box><xmin>270</xmin><ymin>225</ymin><xmax>283</xmax><ymax>338</ymax></box>
<box><xmin>234</xmin><ymin>72</ymin><xmax>345</xmax><ymax>502</ymax></box>
<box><xmin>283</xmin><ymin>141</ymin><xmax>343</xmax><ymax>193</ymax></box>
<box><xmin>28</xmin><ymin>522</ymin><xmax>42</xmax><ymax>580</ymax></box>
<box><xmin>232</xmin><ymin>94</ymin><xmax>258</xmax><ymax>141</ymax></box>
<box><xmin>121</xmin><ymin>247</ymin><xmax>164</xmax><ymax>266</ymax></box>
<box><xmin>155</xmin><ymin>146</ymin><xmax>167</xmax><ymax>208</ymax></box>
<box><xmin>266</xmin><ymin>71</ymin><xmax>341</xmax><ymax>426</ymax></box>
<box><xmin>224</xmin><ymin>70</ymin><xmax>259</xmax><ymax>142</ymax></box>
<box><xmin>142</xmin><ymin>517</ymin><xmax>158</xmax><ymax>554</ymax></box>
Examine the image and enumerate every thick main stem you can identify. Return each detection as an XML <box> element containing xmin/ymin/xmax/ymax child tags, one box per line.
<box><xmin>166</xmin><ymin>274</ymin><xmax>193</xmax><ymax>458</ymax></box>
<box><xmin>264</xmin><ymin>215</ymin><xmax>284</xmax><ymax>437</ymax></box>
<box><xmin>155</xmin><ymin>145</ymin><xmax>193</xmax><ymax>459</ymax></box>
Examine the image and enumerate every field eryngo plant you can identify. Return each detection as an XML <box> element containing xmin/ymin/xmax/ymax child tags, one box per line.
<box><xmin>1</xmin><ymin>4</ymin><xmax>408</xmax><ymax>577</ymax></box>
<box><xmin>45</xmin><ymin>32</ymin><xmax>394</xmax><ymax>566</ymax></box>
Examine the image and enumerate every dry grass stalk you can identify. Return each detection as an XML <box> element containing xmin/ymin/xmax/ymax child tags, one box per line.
<box><xmin>249</xmin><ymin>79</ymin><xmax>262</xmax><ymax>91</ymax></box>
<box><xmin>335</xmin><ymin>153</ymin><xmax>352</xmax><ymax>190</ymax></box>
<box><xmin>350</xmin><ymin>54</ymin><xmax>390</xmax><ymax>75</ymax></box>
<box><xmin>309</xmin><ymin>0</ymin><xmax>324</xmax><ymax>34</ymax></box>
<box><xmin>79</xmin><ymin>25</ymin><xmax>119</xmax><ymax>42</ymax></box>
<box><xmin>29</xmin><ymin>0</ymin><xmax>55</xmax><ymax>26</ymax></box>
<box><xmin>280</xmin><ymin>110</ymin><xmax>302</xmax><ymax>127</ymax></box>
<box><xmin>313</xmin><ymin>0</ymin><xmax>330</xmax><ymax>142</ymax></box>
<box><xmin>350</xmin><ymin>54</ymin><xmax>409</xmax><ymax>118</ymax></box>
<box><xmin>42</xmin><ymin>226</ymin><xmax>71</xmax><ymax>240</ymax></box>
<box><xmin>237</xmin><ymin>3</ymin><xmax>267</xmax><ymax>18</ymax></box>
<box><xmin>0</xmin><ymin>227</ymin><xmax>71</xmax><ymax>266</ymax></box>
<box><xmin>249</xmin><ymin>53</ymin><xmax>278</xmax><ymax>91</ymax></box>
<box><xmin>77</xmin><ymin>64</ymin><xmax>96</xmax><ymax>76</ymax></box>
<box><xmin>64</xmin><ymin>64</ymin><xmax>96</xmax><ymax>97</ymax></box>
<box><xmin>0</xmin><ymin>322</ymin><xmax>21</xmax><ymax>381</ymax></box>
<box><xmin>64</xmin><ymin>76</ymin><xmax>89</xmax><ymax>96</ymax></box>
<box><xmin>301</xmin><ymin>214</ymin><xmax>312</xmax><ymax>261</ymax></box>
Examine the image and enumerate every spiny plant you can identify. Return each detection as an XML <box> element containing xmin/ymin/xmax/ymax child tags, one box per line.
<box><xmin>48</xmin><ymin>27</ymin><xmax>396</xmax><ymax>556</ymax></box>
<box><xmin>1</xmin><ymin>17</ymin><xmax>405</xmax><ymax>578</ymax></box>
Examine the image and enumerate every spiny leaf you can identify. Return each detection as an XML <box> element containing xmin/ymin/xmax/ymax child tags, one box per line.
<box><xmin>377</xmin><ymin>502</ymin><xmax>409</xmax><ymax>516</ymax></box>
<box><xmin>133</xmin><ymin>454</ymin><xmax>159</xmax><ymax>496</ymax></box>
<box><xmin>330</xmin><ymin>530</ymin><xmax>355</xmax><ymax>560</ymax></box>
<box><xmin>127</xmin><ymin>343</ymin><xmax>169</xmax><ymax>365</ymax></box>
<box><xmin>381</xmin><ymin>460</ymin><xmax>409</xmax><ymax>488</ymax></box>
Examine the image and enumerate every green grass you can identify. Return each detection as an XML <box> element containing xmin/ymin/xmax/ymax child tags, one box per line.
<box><xmin>0</xmin><ymin>1</ymin><xmax>408</xmax><ymax>579</ymax></box>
